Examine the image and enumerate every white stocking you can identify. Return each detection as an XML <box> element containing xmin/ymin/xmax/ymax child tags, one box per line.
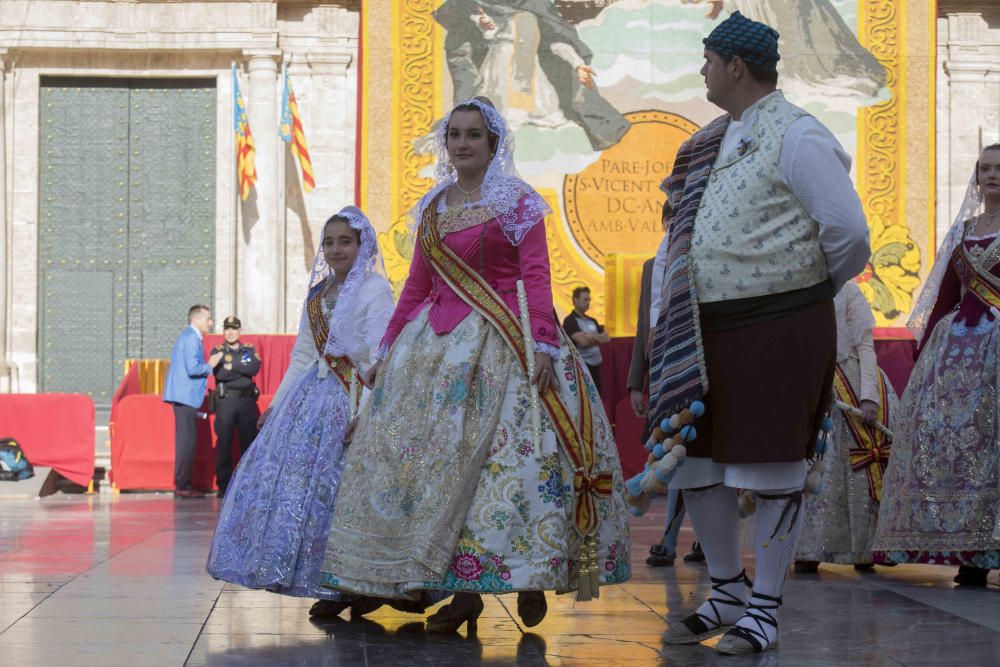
<box><xmin>681</xmin><ymin>484</ymin><xmax>747</xmax><ymax>626</ymax></box>
<box><xmin>734</xmin><ymin>487</ymin><xmax>804</xmax><ymax>648</ymax></box>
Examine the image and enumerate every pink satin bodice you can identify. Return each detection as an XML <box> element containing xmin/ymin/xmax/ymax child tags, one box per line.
<box><xmin>381</xmin><ymin>206</ymin><xmax>559</xmax><ymax>353</ymax></box>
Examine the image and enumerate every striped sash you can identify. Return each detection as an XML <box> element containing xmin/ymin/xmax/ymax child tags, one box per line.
<box><xmin>306</xmin><ymin>284</ymin><xmax>357</xmax><ymax>399</ymax></box>
<box><xmin>647</xmin><ymin>115</ymin><xmax>729</xmax><ymax>431</ymax></box>
<box><xmin>417</xmin><ymin>195</ymin><xmax>612</xmax><ymax>539</ymax></box>
<box><xmin>833</xmin><ymin>364</ymin><xmax>891</xmax><ymax>503</ymax></box>
<box><xmin>952</xmin><ymin>243</ymin><xmax>1000</xmax><ymax>312</ymax></box>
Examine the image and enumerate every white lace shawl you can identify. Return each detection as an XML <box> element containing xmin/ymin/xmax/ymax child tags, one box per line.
<box><xmin>271</xmin><ymin>206</ymin><xmax>394</xmax><ymax>410</ymax></box>
<box><xmin>908</xmin><ymin>174</ymin><xmax>982</xmax><ymax>345</ymax></box>
<box><xmin>271</xmin><ymin>272</ymin><xmax>395</xmax><ymax>411</ymax></box>
<box><xmin>409</xmin><ymin>98</ymin><xmax>551</xmax><ymax>246</ymax></box>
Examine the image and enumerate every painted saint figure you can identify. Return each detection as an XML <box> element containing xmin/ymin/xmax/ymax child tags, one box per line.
<box><xmin>687</xmin><ymin>0</ymin><xmax>887</xmax><ymax>97</ymax></box>
<box><xmin>434</xmin><ymin>0</ymin><xmax>630</xmax><ymax>150</ymax></box>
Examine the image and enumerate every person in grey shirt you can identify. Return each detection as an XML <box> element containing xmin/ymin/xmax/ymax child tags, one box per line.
<box><xmin>562</xmin><ymin>286</ymin><xmax>610</xmax><ymax>396</ymax></box>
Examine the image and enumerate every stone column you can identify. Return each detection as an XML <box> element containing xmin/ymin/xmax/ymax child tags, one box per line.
<box><xmin>240</xmin><ymin>49</ymin><xmax>282</xmax><ymax>333</ymax></box>
<box><xmin>941</xmin><ymin>12</ymin><xmax>1000</xmax><ymax>237</ymax></box>
<box><xmin>0</xmin><ymin>49</ymin><xmax>8</xmax><ymax>389</ymax></box>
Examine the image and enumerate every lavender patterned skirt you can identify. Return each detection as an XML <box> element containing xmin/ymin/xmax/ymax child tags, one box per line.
<box><xmin>206</xmin><ymin>366</ymin><xmax>351</xmax><ymax>600</ymax></box>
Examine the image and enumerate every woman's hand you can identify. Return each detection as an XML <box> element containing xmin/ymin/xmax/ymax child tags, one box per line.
<box><xmin>343</xmin><ymin>417</ymin><xmax>359</xmax><ymax>446</ymax></box>
<box><xmin>362</xmin><ymin>360</ymin><xmax>383</xmax><ymax>389</ymax></box>
<box><xmin>257</xmin><ymin>407</ymin><xmax>272</xmax><ymax>430</ymax></box>
<box><xmin>859</xmin><ymin>400</ymin><xmax>879</xmax><ymax>426</ymax></box>
<box><xmin>531</xmin><ymin>352</ymin><xmax>556</xmax><ymax>394</ymax></box>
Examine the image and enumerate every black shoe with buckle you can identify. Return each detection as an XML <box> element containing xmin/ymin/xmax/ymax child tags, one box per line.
<box><xmin>646</xmin><ymin>544</ymin><xmax>676</xmax><ymax>567</ymax></box>
<box><xmin>683</xmin><ymin>541</ymin><xmax>705</xmax><ymax>563</ymax></box>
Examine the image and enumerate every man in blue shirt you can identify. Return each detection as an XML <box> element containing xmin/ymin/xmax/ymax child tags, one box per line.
<box><xmin>163</xmin><ymin>305</ymin><xmax>223</xmax><ymax>497</ymax></box>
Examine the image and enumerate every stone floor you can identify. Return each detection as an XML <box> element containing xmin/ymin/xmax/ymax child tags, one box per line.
<box><xmin>1</xmin><ymin>493</ymin><xmax>999</xmax><ymax>666</ymax></box>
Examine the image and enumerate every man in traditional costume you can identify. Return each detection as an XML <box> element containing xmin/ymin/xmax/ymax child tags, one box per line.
<box><xmin>648</xmin><ymin>12</ymin><xmax>870</xmax><ymax>654</ymax></box>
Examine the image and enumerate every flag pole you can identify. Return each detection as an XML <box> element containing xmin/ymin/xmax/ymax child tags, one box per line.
<box><xmin>278</xmin><ymin>57</ymin><xmax>288</xmax><ymax>333</ymax></box>
<box><xmin>231</xmin><ymin>61</ymin><xmax>239</xmax><ymax>318</ymax></box>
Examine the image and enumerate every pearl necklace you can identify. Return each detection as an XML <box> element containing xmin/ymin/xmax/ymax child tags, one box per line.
<box><xmin>454</xmin><ymin>181</ymin><xmax>482</xmax><ymax>205</ymax></box>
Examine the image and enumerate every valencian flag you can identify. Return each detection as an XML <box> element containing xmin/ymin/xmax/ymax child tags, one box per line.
<box><xmin>279</xmin><ymin>68</ymin><xmax>316</xmax><ymax>192</ymax></box>
<box><xmin>233</xmin><ymin>65</ymin><xmax>257</xmax><ymax>200</ymax></box>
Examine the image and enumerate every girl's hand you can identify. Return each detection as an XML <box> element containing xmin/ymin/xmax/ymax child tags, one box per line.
<box><xmin>343</xmin><ymin>417</ymin><xmax>359</xmax><ymax>445</ymax></box>
<box><xmin>257</xmin><ymin>407</ymin><xmax>272</xmax><ymax>430</ymax></box>
<box><xmin>363</xmin><ymin>360</ymin><xmax>383</xmax><ymax>389</ymax></box>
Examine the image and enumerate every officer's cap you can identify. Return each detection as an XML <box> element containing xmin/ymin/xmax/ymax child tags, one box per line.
<box><xmin>223</xmin><ymin>316</ymin><xmax>242</xmax><ymax>330</ymax></box>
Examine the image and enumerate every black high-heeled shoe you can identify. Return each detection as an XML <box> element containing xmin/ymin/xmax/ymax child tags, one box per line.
<box><xmin>349</xmin><ymin>596</ymin><xmax>386</xmax><ymax>618</ymax></box>
<box><xmin>309</xmin><ymin>599</ymin><xmax>352</xmax><ymax>618</ymax></box>
<box><xmin>425</xmin><ymin>593</ymin><xmax>484</xmax><ymax>633</ymax></box>
<box><xmin>517</xmin><ymin>591</ymin><xmax>547</xmax><ymax>628</ymax></box>
<box><xmin>954</xmin><ymin>566</ymin><xmax>989</xmax><ymax>587</ymax></box>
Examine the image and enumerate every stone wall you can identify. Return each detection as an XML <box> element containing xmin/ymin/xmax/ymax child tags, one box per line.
<box><xmin>0</xmin><ymin>1</ymin><xmax>359</xmax><ymax>392</ymax></box>
<box><xmin>937</xmin><ymin>4</ymin><xmax>1000</xmax><ymax>241</ymax></box>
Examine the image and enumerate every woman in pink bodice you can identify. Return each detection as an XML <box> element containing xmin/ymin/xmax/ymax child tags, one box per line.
<box><xmin>320</xmin><ymin>98</ymin><xmax>630</xmax><ymax>631</ymax></box>
<box><xmin>874</xmin><ymin>144</ymin><xmax>1000</xmax><ymax>587</ymax></box>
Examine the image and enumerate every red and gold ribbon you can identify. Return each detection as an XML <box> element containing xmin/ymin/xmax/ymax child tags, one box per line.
<box><xmin>306</xmin><ymin>286</ymin><xmax>358</xmax><ymax>403</ymax></box>
<box><xmin>833</xmin><ymin>364</ymin><xmax>891</xmax><ymax>502</ymax></box>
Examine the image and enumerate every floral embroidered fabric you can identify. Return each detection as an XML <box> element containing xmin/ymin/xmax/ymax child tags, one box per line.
<box><xmin>874</xmin><ymin>233</ymin><xmax>1000</xmax><ymax>556</ymax></box>
<box><xmin>320</xmin><ymin>308</ymin><xmax>631</xmax><ymax>597</ymax></box>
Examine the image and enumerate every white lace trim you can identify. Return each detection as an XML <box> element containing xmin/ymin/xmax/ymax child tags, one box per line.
<box><xmin>909</xmin><ymin>173</ymin><xmax>982</xmax><ymax>344</ymax></box>
<box><xmin>410</xmin><ymin>98</ymin><xmax>550</xmax><ymax>246</ymax></box>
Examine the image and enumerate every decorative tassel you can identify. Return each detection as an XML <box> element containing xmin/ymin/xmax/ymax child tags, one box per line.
<box><xmin>576</xmin><ymin>535</ymin><xmax>600</xmax><ymax>602</ymax></box>
<box><xmin>623</xmin><ymin>401</ymin><xmax>704</xmax><ymax>516</ymax></box>
<box><xmin>805</xmin><ymin>460</ymin><xmax>826</xmax><ymax>496</ymax></box>
<box><xmin>738</xmin><ymin>489</ymin><xmax>757</xmax><ymax>517</ymax></box>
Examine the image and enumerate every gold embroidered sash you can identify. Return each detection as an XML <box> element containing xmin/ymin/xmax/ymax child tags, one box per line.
<box><xmin>418</xmin><ymin>193</ymin><xmax>612</xmax><ymax>540</ymax></box>
<box><xmin>833</xmin><ymin>363</ymin><xmax>891</xmax><ymax>503</ymax></box>
<box><xmin>952</xmin><ymin>234</ymin><xmax>1000</xmax><ymax>312</ymax></box>
<box><xmin>307</xmin><ymin>285</ymin><xmax>358</xmax><ymax>404</ymax></box>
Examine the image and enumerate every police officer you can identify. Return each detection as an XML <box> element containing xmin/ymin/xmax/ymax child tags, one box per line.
<box><xmin>211</xmin><ymin>316</ymin><xmax>261</xmax><ymax>498</ymax></box>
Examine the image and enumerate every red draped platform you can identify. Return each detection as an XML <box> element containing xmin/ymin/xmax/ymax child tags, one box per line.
<box><xmin>107</xmin><ymin>331</ymin><xmax>917</xmax><ymax>489</ymax></box>
<box><xmin>110</xmin><ymin>334</ymin><xmax>294</xmax><ymax>490</ymax></box>
<box><xmin>0</xmin><ymin>393</ymin><xmax>95</xmax><ymax>487</ymax></box>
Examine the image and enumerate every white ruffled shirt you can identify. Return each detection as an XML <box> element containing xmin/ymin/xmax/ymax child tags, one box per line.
<box><xmin>271</xmin><ymin>273</ymin><xmax>395</xmax><ymax>411</ymax></box>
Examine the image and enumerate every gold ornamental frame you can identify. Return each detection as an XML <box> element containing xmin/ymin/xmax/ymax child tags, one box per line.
<box><xmin>360</xmin><ymin>0</ymin><xmax>937</xmax><ymax>329</ymax></box>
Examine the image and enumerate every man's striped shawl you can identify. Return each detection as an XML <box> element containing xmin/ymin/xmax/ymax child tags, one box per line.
<box><xmin>647</xmin><ymin>114</ymin><xmax>729</xmax><ymax>431</ymax></box>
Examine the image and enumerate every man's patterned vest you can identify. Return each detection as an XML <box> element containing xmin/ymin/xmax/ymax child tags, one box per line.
<box><xmin>690</xmin><ymin>92</ymin><xmax>828</xmax><ymax>303</ymax></box>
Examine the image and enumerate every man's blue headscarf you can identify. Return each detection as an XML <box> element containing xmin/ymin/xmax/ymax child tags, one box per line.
<box><xmin>703</xmin><ymin>11</ymin><xmax>780</xmax><ymax>72</ymax></box>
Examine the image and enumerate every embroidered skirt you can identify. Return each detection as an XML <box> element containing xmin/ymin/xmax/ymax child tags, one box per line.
<box><xmin>206</xmin><ymin>366</ymin><xmax>352</xmax><ymax>600</ymax></box>
<box><xmin>320</xmin><ymin>308</ymin><xmax>631</xmax><ymax>597</ymax></box>
<box><xmin>874</xmin><ymin>310</ymin><xmax>1000</xmax><ymax>561</ymax></box>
